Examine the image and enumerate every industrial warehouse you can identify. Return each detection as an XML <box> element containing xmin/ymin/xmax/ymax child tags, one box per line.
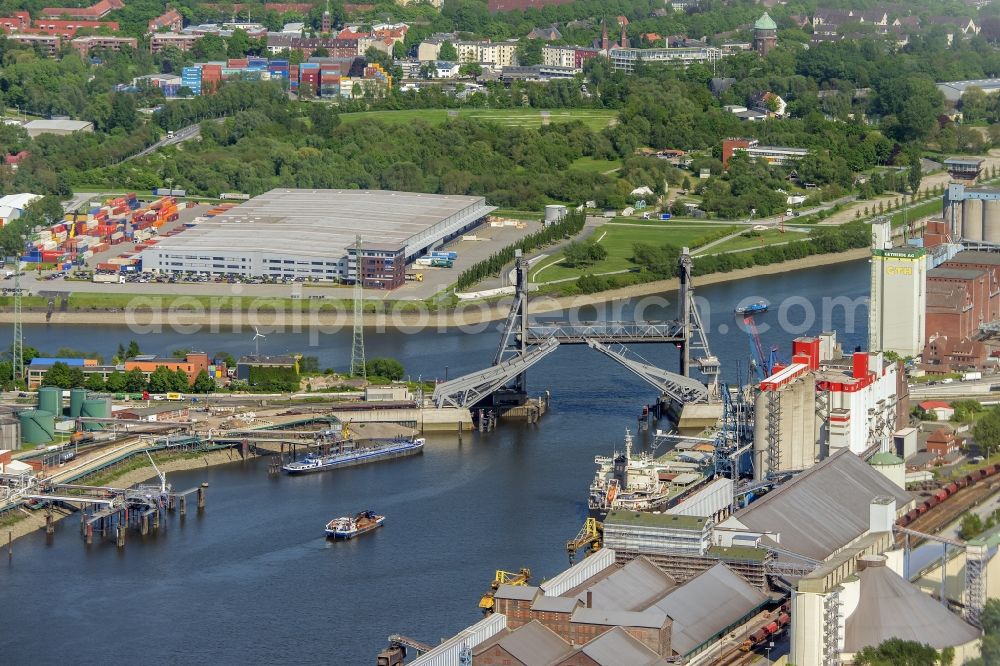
<box><xmin>140</xmin><ymin>189</ymin><xmax>495</xmax><ymax>289</ymax></box>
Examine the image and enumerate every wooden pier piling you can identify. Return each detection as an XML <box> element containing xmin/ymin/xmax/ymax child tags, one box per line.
<box><xmin>197</xmin><ymin>487</ymin><xmax>205</xmax><ymax>510</ymax></box>
<box><xmin>45</xmin><ymin>510</ymin><xmax>54</xmax><ymax>535</ymax></box>
<box><xmin>116</xmin><ymin>525</ymin><xmax>125</xmax><ymax>548</ymax></box>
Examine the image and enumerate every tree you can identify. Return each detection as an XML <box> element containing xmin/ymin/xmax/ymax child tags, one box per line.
<box><xmin>104</xmin><ymin>371</ymin><xmax>127</xmax><ymax>393</ymax></box>
<box><xmin>872</xmin><ymin>74</ymin><xmax>945</xmax><ymax>142</ymax></box>
<box><xmin>108</xmin><ymin>93</ymin><xmax>137</xmax><ymax>132</ymax></box>
<box><xmin>215</xmin><ymin>351</ymin><xmax>236</xmax><ymax>368</ymax></box>
<box><xmin>853</xmin><ymin>638</ymin><xmax>938</xmax><ymax>666</ymax></box>
<box><xmin>192</xmin><ymin>369</ymin><xmax>216</xmax><ymax>394</ymax></box>
<box><xmin>365</xmin><ymin>357</ymin><xmax>404</xmax><ymax>380</ymax></box>
<box><xmin>299</xmin><ymin>356</ymin><xmax>321</xmax><ymax>374</ymax></box>
<box><xmin>84</xmin><ymin>373</ymin><xmax>105</xmax><ymax>391</ymax></box>
<box><xmin>392</xmin><ymin>40</ymin><xmax>406</xmax><ymax>60</ymax></box>
<box><xmin>41</xmin><ymin>362</ymin><xmax>72</xmax><ymax>389</ymax></box>
<box><xmin>124</xmin><ymin>368</ymin><xmax>147</xmax><ymax>392</ymax></box>
<box><xmin>438</xmin><ymin>41</ymin><xmax>457</xmax><ymax>61</ymax></box>
<box><xmin>172</xmin><ymin>368</ymin><xmax>191</xmax><ymax>391</ymax></box>
<box><xmin>563</xmin><ymin>240</ymin><xmax>608</xmax><ymax>267</ymax></box>
<box><xmin>148</xmin><ymin>366</ymin><xmax>177</xmax><ymax>393</ymax></box>
<box><xmin>960</xmin><ymin>511</ymin><xmax>986</xmax><ymax>540</ymax></box>
<box><xmin>974</xmin><ymin>407</ymin><xmax>1000</xmax><ymax>458</ymax></box>
<box><xmin>908</xmin><ymin>150</ymin><xmax>923</xmax><ymax>195</ymax></box>
<box><xmin>459</xmin><ymin>63</ymin><xmax>482</xmax><ymax>78</ymax></box>
<box><xmin>192</xmin><ymin>33</ymin><xmax>227</xmax><ymax>61</ymax></box>
<box><xmin>67</xmin><ymin>367</ymin><xmax>85</xmax><ymax>388</ymax></box>
<box><xmin>126</xmin><ymin>340</ymin><xmax>141</xmax><ymax>360</ymax></box>
<box><xmin>516</xmin><ymin>39</ymin><xmax>542</xmax><ymax>66</ymax></box>
<box><xmin>960</xmin><ymin>86</ymin><xmax>989</xmax><ymax>123</ymax></box>
<box><xmin>310</xmin><ymin>47</ymin><xmax>329</xmax><ymax>57</ymax></box>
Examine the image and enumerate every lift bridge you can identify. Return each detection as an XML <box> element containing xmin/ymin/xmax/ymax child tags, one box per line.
<box><xmin>432</xmin><ymin>247</ymin><xmax>719</xmax><ymax>410</ymax></box>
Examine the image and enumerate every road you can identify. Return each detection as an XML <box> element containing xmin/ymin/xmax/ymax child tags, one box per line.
<box><xmin>124</xmin><ymin>122</ymin><xmax>205</xmax><ymax>162</ymax></box>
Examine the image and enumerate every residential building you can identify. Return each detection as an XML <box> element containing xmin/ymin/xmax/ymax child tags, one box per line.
<box><xmin>526</xmin><ymin>25</ymin><xmax>561</xmax><ymax>41</ymax></box>
<box><xmin>150</xmin><ymin>32</ymin><xmax>201</xmax><ymax>53</ymax></box>
<box><xmin>265</xmin><ymin>34</ymin><xmax>359</xmax><ymax>57</ymax></box>
<box><xmin>500</xmin><ymin>65</ymin><xmax>578</xmax><ymax>83</ymax></box>
<box><xmin>608</xmin><ymin>45</ymin><xmax>722</xmax><ymax>72</ymax></box>
<box><xmin>71</xmin><ymin>35</ymin><xmax>137</xmax><ymax>56</ymax></box>
<box><xmin>541</xmin><ymin>44</ymin><xmax>599</xmax><ymax>70</ymax></box>
<box><xmin>418</xmin><ymin>36</ymin><xmax>517</xmax><ymax>66</ymax></box>
<box><xmin>721</xmin><ymin>138</ymin><xmax>809</xmax><ymax>167</ymax></box>
<box><xmin>926</xmin><ymin>427</ymin><xmax>962</xmax><ymax>456</ymax></box>
<box><xmin>41</xmin><ymin>0</ymin><xmax>123</xmax><ymax>20</ymax></box>
<box><xmin>7</xmin><ymin>33</ymin><xmax>60</xmax><ymax>56</ymax></box>
<box><xmin>148</xmin><ymin>9</ymin><xmax>183</xmax><ymax>34</ymax></box>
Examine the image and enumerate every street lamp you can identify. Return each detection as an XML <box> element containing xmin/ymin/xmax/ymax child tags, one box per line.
<box><xmin>766</xmin><ymin>641</ymin><xmax>774</xmax><ymax>665</ymax></box>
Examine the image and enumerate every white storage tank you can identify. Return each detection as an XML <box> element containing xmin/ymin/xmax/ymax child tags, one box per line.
<box><xmin>984</xmin><ymin>200</ymin><xmax>1000</xmax><ymax>243</ymax></box>
<box><xmin>869</xmin><ymin>451</ymin><xmax>906</xmax><ymax>489</ymax></box>
<box><xmin>963</xmin><ymin>198</ymin><xmax>983</xmax><ymax>240</ymax></box>
<box><xmin>544</xmin><ymin>204</ymin><xmax>567</xmax><ymax>226</ymax></box>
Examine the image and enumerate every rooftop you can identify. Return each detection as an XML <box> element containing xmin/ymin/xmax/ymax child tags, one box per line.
<box><xmin>23</xmin><ymin>119</ymin><xmax>92</xmax><ymax>132</ymax></box>
<box><xmin>146</xmin><ymin>188</ymin><xmax>493</xmax><ymax>260</ymax></box>
<box><xmin>754</xmin><ymin>12</ymin><xmax>777</xmax><ymax>30</ymax></box>
<box><xmin>927</xmin><ymin>267</ymin><xmax>987</xmax><ymax>280</ymax></box>
<box><xmin>947</xmin><ymin>250</ymin><xmax>1000</xmax><ymax>267</ymax></box>
<box><xmin>729</xmin><ymin>450</ymin><xmax>911</xmax><ymax>561</ymax></box>
<box><xmin>605</xmin><ymin>511</ymin><xmax>708</xmax><ymax>531</ymax></box>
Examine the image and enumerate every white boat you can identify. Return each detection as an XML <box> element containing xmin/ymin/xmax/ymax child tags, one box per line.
<box><xmin>325</xmin><ymin>510</ymin><xmax>384</xmax><ymax>539</ymax></box>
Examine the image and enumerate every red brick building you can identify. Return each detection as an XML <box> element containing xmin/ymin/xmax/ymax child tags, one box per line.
<box><xmin>41</xmin><ymin>0</ymin><xmax>123</xmax><ymax>20</ymax></box>
<box><xmin>922</xmin><ymin>333</ymin><xmax>988</xmax><ymax>372</ymax></box>
<box><xmin>925</xmin><ymin>267</ymin><xmax>990</xmax><ymax>340</ymax></box>
<box><xmin>147</xmin><ymin>9</ymin><xmax>183</xmax><ymax>34</ymax></box>
<box><xmin>926</xmin><ymin>427</ymin><xmax>961</xmax><ymax>456</ymax></box>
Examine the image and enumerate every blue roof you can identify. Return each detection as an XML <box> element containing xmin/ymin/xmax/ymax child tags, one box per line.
<box><xmin>29</xmin><ymin>358</ymin><xmax>88</xmax><ymax>366</ymax></box>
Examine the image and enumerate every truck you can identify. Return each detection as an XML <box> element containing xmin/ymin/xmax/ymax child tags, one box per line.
<box><xmin>430</xmin><ymin>258</ymin><xmax>453</xmax><ymax>268</ymax></box>
<box><xmin>962</xmin><ymin>371</ymin><xmax>983</xmax><ymax>382</ymax></box>
<box><xmin>405</xmin><ymin>272</ymin><xmax>424</xmax><ymax>282</ymax></box>
<box><xmin>92</xmin><ymin>273</ymin><xmax>125</xmax><ymax>284</ymax></box>
<box><xmin>429</xmin><ymin>251</ymin><xmax>458</xmax><ymax>260</ymax></box>
<box><xmin>166</xmin><ymin>392</ymin><xmax>182</xmax><ymax>400</ymax></box>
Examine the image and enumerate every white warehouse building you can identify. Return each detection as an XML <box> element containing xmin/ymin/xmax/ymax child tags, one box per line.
<box><xmin>141</xmin><ymin>189</ymin><xmax>495</xmax><ymax>289</ymax></box>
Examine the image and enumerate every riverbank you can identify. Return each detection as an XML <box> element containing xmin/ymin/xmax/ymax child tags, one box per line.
<box><xmin>0</xmin><ymin>249</ymin><xmax>868</xmax><ymax>329</ymax></box>
<box><xmin>2</xmin><ymin>448</ymin><xmax>244</xmax><ymax>545</ymax></box>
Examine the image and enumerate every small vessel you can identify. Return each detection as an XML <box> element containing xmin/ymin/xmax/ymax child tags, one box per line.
<box><xmin>326</xmin><ymin>510</ymin><xmax>384</xmax><ymax>539</ymax></box>
<box><xmin>283</xmin><ymin>437</ymin><xmax>424</xmax><ymax>474</ymax></box>
<box><xmin>735</xmin><ymin>301</ymin><xmax>768</xmax><ymax>315</ymax></box>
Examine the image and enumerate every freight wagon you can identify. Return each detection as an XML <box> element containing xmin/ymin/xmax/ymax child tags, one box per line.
<box><xmin>896</xmin><ymin>463</ymin><xmax>1000</xmax><ymax>527</ymax></box>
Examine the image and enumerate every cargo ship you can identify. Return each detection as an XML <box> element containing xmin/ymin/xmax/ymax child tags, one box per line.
<box><xmin>282</xmin><ymin>437</ymin><xmax>424</xmax><ymax>474</ymax></box>
<box><xmin>588</xmin><ymin>429</ymin><xmax>709</xmax><ymax>517</ymax></box>
<box><xmin>735</xmin><ymin>301</ymin><xmax>768</xmax><ymax>315</ymax></box>
<box><xmin>325</xmin><ymin>510</ymin><xmax>384</xmax><ymax>539</ymax></box>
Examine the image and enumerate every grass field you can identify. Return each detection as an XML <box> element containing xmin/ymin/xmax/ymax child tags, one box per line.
<box><xmin>337</xmin><ymin>108</ymin><xmax>618</xmax><ymax>132</ymax></box>
<box><xmin>889</xmin><ymin>199</ymin><xmax>942</xmax><ymax>227</ymax></box>
<box><xmin>532</xmin><ymin>223</ymin><xmax>734</xmax><ymax>282</ymax></box>
<box><xmin>706</xmin><ymin>229</ymin><xmax>807</xmax><ymax>254</ymax></box>
<box><xmin>569</xmin><ymin>156</ymin><xmax>621</xmax><ymax>174</ymax></box>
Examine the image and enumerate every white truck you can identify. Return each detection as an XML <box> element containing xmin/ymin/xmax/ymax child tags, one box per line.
<box><xmin>962</xmin><ymin>371</ymin><xmax>983</xmax><ymax>382</ymax></box>
<box><xmin>92</xmin><ymin>273</ymin><xmax>124</xmax><ymax>284</ymax></box>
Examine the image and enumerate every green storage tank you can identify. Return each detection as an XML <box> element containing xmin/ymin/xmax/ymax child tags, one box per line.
<box><xmin>69</xmin><ymin>387</ymin><xmax>88</xmax><ymax>418</ymax></box>
<box><xmin>38</xmin><ymin>386</ymin><xmax>61</xmax><ymax>416</ymax></box>
<box><xmin>20</xmin><ymin>409</ymin><xmax>54</xmax><ymax>445</ymax></box>
<box><xmin>81</xmin><ymin>398</ymin><xmax>111</xmax><ymax>431</ymax></box>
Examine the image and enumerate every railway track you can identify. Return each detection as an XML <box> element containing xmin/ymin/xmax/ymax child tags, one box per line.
<box><xmin>900</xmin><ymin>482</ymin><xmax>999</xmax><ymax>545</ymax></box>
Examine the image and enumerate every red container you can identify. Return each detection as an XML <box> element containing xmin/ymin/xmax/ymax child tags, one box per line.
<box><xmin>227</xmin><ymin>58</ymin><xmax>249</xmax><ymax>68</ymax></box>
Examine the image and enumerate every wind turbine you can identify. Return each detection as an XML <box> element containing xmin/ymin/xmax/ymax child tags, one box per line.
<box><xmin>252</xmin><ymin>327</ymin><xmax>266</xmax><ymax>358</ymax></box>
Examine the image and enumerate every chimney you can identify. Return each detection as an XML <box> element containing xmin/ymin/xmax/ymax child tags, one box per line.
<box><xmin>586</xmin><ymin>590</ymin><xmax>592</xmax><ymax>608</ymax></box>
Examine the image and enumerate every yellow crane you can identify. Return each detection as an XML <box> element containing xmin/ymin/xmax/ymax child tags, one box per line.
<box><xmin>566</xmin><ymin>517</ymin><xmax>603</xmax><ymax>564</ymax></box>
<box><xmin>479</xmin><ymin>567</ymin><xmax>532</xmax><ymax>613</ymax></box>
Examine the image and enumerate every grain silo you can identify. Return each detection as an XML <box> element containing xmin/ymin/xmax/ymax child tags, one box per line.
<box><xmin>963</xmin><ymin>198</ymin><xmax>983</xmax><ymax>241</ymax></box>
<box><xmin>984</xmin><ymin>200</ymin><xmax>1000</xmax><ymax>243</ymax></box>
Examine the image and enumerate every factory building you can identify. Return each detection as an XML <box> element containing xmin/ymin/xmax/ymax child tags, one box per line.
<box><xmin>412</xmin><ymin>548</ymin><xmax>769</xmax><ymax>665</ymax></box>
<box><xmin>943</xmin><ymin>182</ymin><xmax>1000</xmax><ymax>241</ymax></box>
<box><xmin>868</xmin><ymin>218</ymin><xmax>927</xmax><ymax>357</ymax></box>
<box><xmin>141</xmin><ymin>189</ymin><xmax>495</xmax><ymax>289</ymax></box>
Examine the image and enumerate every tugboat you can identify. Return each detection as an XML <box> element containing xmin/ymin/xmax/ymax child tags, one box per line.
<box><xmin>735</xmin><ymin>300</ymin><xmax>768</xmax><ymax>315</ymax></box>
<box><xmin>325</xmin><ymin>510</ymin><xmax>385</xmax><ymax>539</ymax></box>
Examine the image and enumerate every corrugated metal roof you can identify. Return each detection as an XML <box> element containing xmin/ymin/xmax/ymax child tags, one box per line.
<box><xmin>573</xmin><ymin>557</ymin><xmax>677</xmax><ymax>611</ymax></box>
<box><xmin>410</xmin><ymin>613</ymin><xmax>507</xmax><ymax>666</ymax></box>
<box><xmin>490</xmin><ymin>620</ymin><xmax>573</xmax><ymax>664</ymax></box>
<box><xmin>843</xmin><ymin>558</ymin><xmax>980</xmax><ymax>651</ymax></box>
<box><xmin>650</xmin><ymin>563</ymin><xmax>768</xmax><ymax>656</ymax></box>
<box><xmin>571</xmin><ymin>606</ymin><xmax>667</xmax><ymax>629</ymax></box>
<box><xmin>531</xmin><ymin>595</ymin><xmax>579</xmax><ymax>613</ymax></box>
<box><xmin>494</xmin><ymin>584</ymin><xmax>537</xmax><ymax>601</ymax></box>
<box><xmin>667</xmin><ymin>477</ymin><xmax>733</xmax><ymax>517</ymax></box>
<box><xmin>734</xmin><ymin>450</ymin><xmax>912</xmax><ymax>561</ymax></box>
<box><xmin>24</xmin><ymin>119</ymin><xmax>93</xmax><ymax>131</ymax></box>
<box><xmin>580</xmin><ymin>626</ymin><xmax>665</xmax><ymax>665</ymax></box>
<box><xmin>540</xmin><ymin>547</ymin><xmax>615</xmax><ymax>596</ymax></box>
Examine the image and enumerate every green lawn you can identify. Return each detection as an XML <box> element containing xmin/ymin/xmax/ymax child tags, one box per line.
<box><xmin>532</xmin><ymin>223</ymin><xmax>734</xmax><ymax>282</ymax></box>
<box><xmin>492</xmin><ymin>208</ymin><xmax>545</xmax><ymax>220</ymax></box>
<box><xmin>337</xmin><ymin>108</ymin><xmax>617</xmax><ymax>131</ymax></box>
<box><xmin>570</xmin><ymin>156</ymin><xmax>621</xmax><ymax>175</ymax></box>
<box><xmin>706</xmin><ymin>229</ymin><xmax>806</xmax><ymax>254</ymax></box>
<box><xmin>889</xmin><ymin>199</ymin><xmax>942</xmax><ymax>228</ymax></box>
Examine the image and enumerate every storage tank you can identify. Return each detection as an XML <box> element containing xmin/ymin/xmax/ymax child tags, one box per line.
<box><xmin>544</xmin><ymin>204</ymin><xmax>568</xmax><ymax>225</ymax></box>
<box><xmin>81</xmin><ymin>398</ymin><xmax>111</xmax><ymax>431</ymax></box>
<box><xmin>963</xmin><ymin>198</ymin><xmax>983</xmax><ymax>241</ymax></box>
<box><xmin>943</xmin><ymin>201</ymin><xmax>954</xmax><ymax>234</ymax></box>
<box><xmin>870</xmin><ymin>451</ymin><xmax>906</xmax><ymax>489</ymax></box>
<box><xmin>69</xmin><ymin>387</ymin><xmax>88</xmax><ymax>418</ymax></box>
<box><xmin>0</xmin><ymin>416</ymin><xmax>20</xmax><ymax>450</ymax></box>
<box><xmin>984</xmin><ymin>200</ymin><xmax>1000</xmax><ymax>243</ymax></box>
<box><xmin>19</xmin><ymin>410</ymin><xmax>54</xmax><ymax>445</ymax></box>
<box><xmin>37</xmin><ymin>386</ymin><xmax>61</xmax><ymax>416</ymax></box>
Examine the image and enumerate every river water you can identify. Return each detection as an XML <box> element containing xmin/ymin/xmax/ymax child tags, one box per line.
<box><xmin>0</xmin><ymin>261</ymin><xmax>868</xmax><ymax>665</ymax></box>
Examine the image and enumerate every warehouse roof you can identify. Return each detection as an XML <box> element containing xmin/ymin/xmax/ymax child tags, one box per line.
<box><xmin>571</xmin><ymin>607</ymin><xmax>668</xmax><ymax>629</ymax></box>
<box><xmin>494</xmin><ymin>584</ymin><xmax>537</xmax><ymax>601</ymax></box>
<box><xmin>650</xmin><ymin>563</ymin><xmax>768</xmax><ymax>656</ymax></box>
<box><xmin>23</xmin><ymin>119</ymin><xmax>93</xmax><ymax>132</ymax></box>
<box><xmin>572</xmin><ymin>557</ymin><xmax>677</xmax><ymax>611</ymax></box>
<box><xmin>947</xmin><ymin>250</ymin><xmax>1000</xmax><ymax>266</ymax></box>
<box><xmin>927</xmin><ymin>267</ymin><xmax>987</xmax><ymax>280</ymax></box>
<box><xmin>730</xmin><ymin>450</ymin><xmax>911</xmax><ymax>561</ymax></box>
<box><xmin>580</xmin><ymin>626</ymin><xmax>668</xmax><ymax>665</ymax></box>
<box><xmin>146</xmin><ymin>188</ymin><xmax>494</xmax><ymax>259</ymax></box>
<box><xmin>605</xmin><ymin>511</ymin><xmax>708</xmax><ymax>531</ymax></box>
<box><xmin>478</xmin><ymin>620</ymin><xmax>573</xmax><ymax>664</ymax></box>
<box><xmin>844</xmin><ymin>556</ymin><xmax>979</xmax><ymax>651</ymax></box>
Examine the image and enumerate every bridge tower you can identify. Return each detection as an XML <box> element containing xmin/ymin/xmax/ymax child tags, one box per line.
<box><xmin>492</xmin><ymin>249</ymin><xmax>530</xmax><ymax>398</ymax></box>
<box><xmin>678</xmin><ymin>246</ymin><xmax>719</xmax><ymax>391</ymax></box>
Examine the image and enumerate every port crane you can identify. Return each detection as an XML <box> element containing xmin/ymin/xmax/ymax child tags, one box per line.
<box><xmin>479</xmin><ymin>567</ymin><xmax>532</xmax><ymax>613</ymax></box>
<box><xmin>566</xmin><ymin>517</ymin><xmax>603</xmax><ymax>564</ymax></box>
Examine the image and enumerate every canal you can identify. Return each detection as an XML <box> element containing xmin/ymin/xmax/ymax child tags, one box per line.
<box><xmin>0</xmin><ymin>261</ymin><xmax>868</xmax><ymax>664</ymax></box>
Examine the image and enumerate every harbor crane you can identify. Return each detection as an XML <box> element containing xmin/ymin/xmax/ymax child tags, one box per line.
<box><xmin>479</xmin><ymin>567</ymin><xmax>532</xmax><ymax>613</ymax></box>
<box><xmin>566</xmin><ymin>517</ymin><xmax>603</xmax><ymax>564</ymax></box>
